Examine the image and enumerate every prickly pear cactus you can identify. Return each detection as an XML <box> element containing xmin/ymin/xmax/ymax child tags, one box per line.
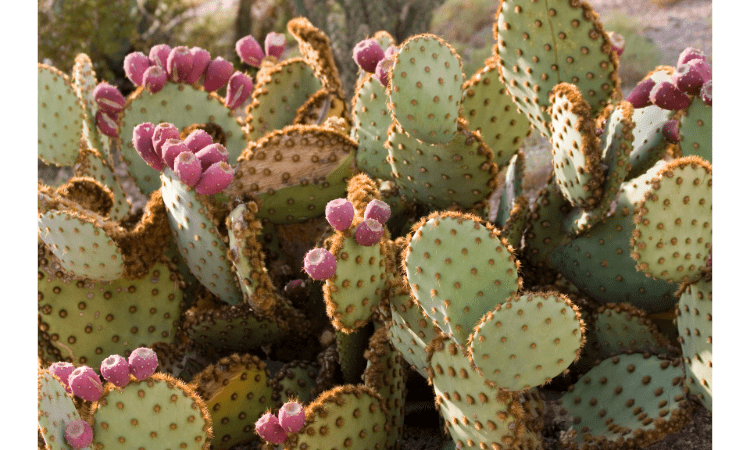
<box><xmin>38</xmin><ymin>370</ymin><xmax>91</xmax><ymax>450</ymax></box>
<box><xmin>38</xmin><ymin>64</ymin><xmax>87</xmax><ymax>167</ymax></box>
<box><xmin>676</xmin><ymin>276</ymin><xmax>712</xmax><ymax>410</ymax></box>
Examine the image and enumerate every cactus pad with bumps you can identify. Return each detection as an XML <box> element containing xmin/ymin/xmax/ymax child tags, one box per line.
<box><xmin>495</xmin><ymin>151</ymin><xmax>526</xmax><ymax>228</ymax></box>
<box><xmin>387</xmin><ymin>280</ymin><xmax>439</xmax><ymax>379</ymax></box>
<box><xmin>91</xmin><ymin>373</ymin><xmax>213</xmax><ymax>449</ymax></box>
<box><xmin>272</xmin><ymin>360</ymin><xmax>320</xmax><ymax>406</ymax></box>
<box><xmin>467</xmin><ymin>291</ymin><xmax>584</xmax><ymax>391</ymax></box>
<box><xmin>336</xmin><ymin>326</ymin><xmax>372</xmax><ymax>385</ymax></box>
<box><xmin>71</xmin><ymin>53</ymin><xmax>109</xmax><ymax>158</ymax></box>
<box><xmin>388</xmin><ymin>33</ymin><xmax>464</xmax><ymax>144</ymax></box>
<box><xmin>38</xmin><ymin>370</ymin><xmax>89</xmax><ymax>450</ymax></box>
<box><xmin>74</xmin><ymin>148</ymin><xmax>131</xmax><ymax>221</ymax></box>
<box><xmin>39</xmin><ymin>64</ymin><xmax>86</xmax><ymax>167</ymax></box>
<box><xmin>631</xmin><ymin>157</ymin><xmax>712</xmax><ymax>284</ymax></box>
<box><xmin>676</xmin><ymin>277</ymin><xmax>712</xmax><ymax>410</ymax></box>
<box><xmin>592</xmin><ymin>303</ymin><xmax>674</xmax><ymax>359</ymax></box>
<box><xmin>404</xmin><ymin>211</ymin><xmax>520</xmax><ymax>346</ymax></box>
<box><xmin>677</xmin><ymin>97</ymin><xmax>712</xmax><ymax>163</ymax></box>
<box><xmin>351</xmin><ymin>73</ymin><xmax>394</xmax><ymax>179</ymax></box>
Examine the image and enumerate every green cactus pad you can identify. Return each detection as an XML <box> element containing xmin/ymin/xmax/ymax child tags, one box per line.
<box><xmin>677</xmin><ymin>97</ymin><xmax>712</xmax><ymax>163</ymax></box>
<box><xmin>245</xmin><ymin>58</ymin><xmax>324</xmax><ymax>141</ymax></box>
<box><xmin>287</xmin><ymin>385</ymin><xmax>389</xmax><ymax>450</ymax></box>
<box><xmin>500</xmin><ymin>195</ymin><xmax>529</xmax><ymax>251</ymax></box>
<box><xmin>427</xmin><ymin>335</ymin><xmax>542</xmax><ymax>449</ymax></box>
<box><xmin>592</xmin><ymin>303</ymin><xmax>674</xmax><ymax>359</ymax></box>
<box><xmin>676</xmin><ymin>277</ymin><xmax>712</xmax><ymax>410</ymax></box>
<box><xmin>38</xmin><ymin>370</ymin><xmax>89</xmax><ymax>450</ymax></box>
<box><xmin>494</xmin><ymin>0</ymin><xmax>620</xmax><ymax>138</ymax></box>
<box><xmin>161</xmin><ymin>169</ymin><xmax>243</xmax><ymax>304</ymax></box>
<box><xmin>228</xmin><ymin>124</ymin><xmax>357</xmax><ymax>224</ymax></box>
<box><xmin>556</xmin><ymin>353</ymin><xmax>692</xmax><ymax>449</ymax></box>
<box><xmin>39</xmin><ymin>64</ymin><xmax>86</xmax><ymax>167</ymax></box>
<box><xmin>351</xmin><ymin>73</ymin><xmax>394</xmax><ymax>179</ymax></box>
<box><xmin>287</xmin><ymin>17</ymin><xmax>345</xmax><ymax>100</ymax></box>
<box><xmin>71</xmin><ymin>53</ymin><xmax>109</xmax><ymax>158</ymax></box>
<box><xmin>631</xmin><ymin>157</ymin><xmax>712</xmax><ymax>284</ymax></box>
<box><xmin>91</xmin><ymin>373</ymin><xmax>213</xmax><ymax>449</ymax></box>
<box><xmin>404</xmin><ymin>211</ymin><xmax>521</xmax><ymax>346</ymax></box>
<box><xmin>119</xmin><ymin>83</ymin><xmax>247</xmax><ymax>194</ymax></box>
<box><xmin>336</xmin><ymin>325</ymin><xmax>372</xmax><ymax>385</ymax></box>
<box><xmin>192</xmin><ymin>354</ymin><xmax>275</xmax><ymax>450</ymax></box>
<box><xmin>74</xmin><ymin>147</ymin><xmax>131</xmax><ymax>221</ymax></box>
<box><xmin>293</xmin><ymin>88</ymin><xmax>348</xmax><ymax>127</ymax></box>
<box><xmin>38</xmin><ymin>255</ymin><xmax>182</xmax><ymax>368</ymax></box>
<box><xmin>548</xmin><ymin>83</ymin><xmax>605</xmax><ymax>210</ymax></box>
<box><xmin>271</xmin><ymin>360</ymin><xmax>320</xmax><ymax>406</ymax></box>
<box><xmin>467</xmin><ymin>291</ymin><xmax>584</xmax><ymax>391</ymax></box>
<box><xmin>461</xmin><ymin>59</ymin><xmax>531</xmax><ymax>164</ymax></box>
<box><xmin>151</xmin><ymin>341</ymin><xmax>210</xmax><ymax>383</ymax></box>
<box><xmin>388</xmin><ymin>33</ymin><xmax>464</xmax><ymax>144</ymax></box>
<box><xmin>386</xmin><ymin>119</ymin><xmax>498</xmax><ymax>210</ymax></box>
<box><xmin>495</xmin><ymin>151</ymin><xmax>526</xmax><ymax>227</ymax></box>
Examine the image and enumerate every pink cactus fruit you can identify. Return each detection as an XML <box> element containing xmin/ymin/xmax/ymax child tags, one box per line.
<box><xmin>255</xmin><ymin>412</ymin><xmax>288</xmax><ymax>444</ymax></box>
<box><xmin>195</xmin><ymin>143</ymin><xmax>229</xmax><ymax>171</ymax></box>
<box><xmin>174</xmin><ymin>152</ymin><xmax>203</xmax><ymax>187</ymax></box>
<box><xmin>124</xmin><ymin>51</ymin><xmax>150</xmax><ymax>86</ymax></box>
<box><xmin>672</xmin><ymin>60</ymin><xmax>711</xmax><ymax>96</ymax></box>
<box><xmin>225</xmin><ymin>71</ymin><xmax>253</xmax><ymax>109</ymax></box>
<box><xmin>700</xmin><ymin>80</ymin><xmax>712</xmax><ymax>106</ymax></box>
<box><xmin>355</xmin><ymin>219</ymin><xmax>383</xmax><ymax>246</ymax></box>
<box><xmin>363</xmin><ymin>199</ymin><xmax>391</xmax><ymax>224</ymax></box>
<box><xmin>303</xmin><ymin>248</ymin><xmax>337</xmax><ymax>280</ymax></box>
<box><xmin>64</xmin><ymin>420</ymin><xmax>93</xmax><ymax>450</ymax></box>
<box><xmin>606</xmin><ymin>31</ymin><xmax>625</xmax><ymax>57</ymax></box>
<box><xmin>195</xmin><ymin>162</ymin><xmax>235</xmax><ymax>195</ymax></box>
<box><xmin>375</xmin><ymin>55</ymin><xmax>395</xmax><ymax>87</ymax></box>
<box><xmin>128</xmin><ymin>347</ymin><xmax>158</xmax><ymax>380</ymax></box>
<box><xmin>48</xmin><ymin>362</ymin><xmax>75</xmax><ymax>394</ymax></box>
<box><xmin>661</xmin><ymin>119</ymin><xmax>680</xmax><ymax>144</ymax></box>
<box><xmin>167</xmin><ymin>46</ymin><xmax>194</xmax><ymax>83</ymax></box>
<box><xmin>95</xmin><ymin>109</ymin><xmax>119</xmax><ymax>137</ymax></box>
<box><xmin>626</xmin><ymin>78</ymin><xmax>656</xmax><ymax>108</ymax></box>
<box><xmin>152</xmin><ymin>123</ymin><xmax>181</xmax><ymax>161</ymax></box>
<box><xmin>161</xmin><ymin>139</ymin><xmax>190</xmax><ymax>171</ymax></box>
<box><xmin>353</xmin><ymin>39</ymin><xmax>385</xmax><ymax>73</ymax></box>
<box><xmin>325</xmin><ymin>198</ymin><xmax>355</xmax><ymax>231</ymax></box>
<box><xmin>133</xmin><ymin>122</ymin><xmax>165</xmax><ymax>170</ymax></box>
<box><xmin>149</xmin><ymin>44</ymin><xmax>172</xmax><ymax>69</ymax></box>
<box><xmin>677</xmin><ymin>47</ymin><xmax>706</xmax><ymax>66</ymax></box>
<box><xmin>236</xmin><ymin>35</ymin><xmax>265</xmax><ymax>67</ymax></box>
<box><xmin>186</xmin><ymin>47</ymin><xmax>211</xmax><ymax>84</ymax></box>
<box><xmin>68</xmin><ymin>366</ymin><xmax>103</xmax><ymax>402</ymax></box>
<box><xmin>278</xmin><ymin>401</ymin><xmax>306</xmax><ymax>433</ymax></box>
<box><xmin>203</xmin><ymin>57</ymin><xmax>234</xmax><ymax>92</ymax></box>
<box><xmin>265</xmin><ymin>32</ymin><xmax>286</xmax><ymax>59</ymax></box>
<box><xmin>384</xmin><ymin>45</ymin><xmax>398</xmax><ymax>59</ymax></box>
<box><xmin>649</xmin><ymin>81</ymin><xmax>691</xmax><ymax>111</ymax></box>
<box><xmin>142</xmin><ymin>65</ymin><xmax>167</xmax><ymax>94</ymax></box>
<box><xmin>184</xmin><ymin>129</ymin><xmax>214</xmax><ymax>153</ymax></box>
<box><xmin>706</xmin><ymin>253</ymin><xmax>712</xmax><ymax>268</ymax></box>
<box><xmin>100</xmin><ymin>354</ymin><xmax>131</xmax><ymax>387</ymax></box>
<box><xmin>283</xmin><ymin>279</ymin><xmax>307</xmax><ymax>303</ymax></box>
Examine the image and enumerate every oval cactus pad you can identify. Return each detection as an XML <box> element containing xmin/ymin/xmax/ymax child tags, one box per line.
<box><xmin>38</xmin><ymin>370</ymin><xmax>88</xmax><ymax>450</ymax></box>
<box><xmin>387</xmin><ymin>281</ymin><xmax>439</xmax><ymax>379</ymax></box>
<box><xmin>388</xmin><ymin>34</ymin><xmax>464</xmax><ymax>144</ymax></box>
<box><xmin>351</xmin><ymin>73</ymin><xmax>394</xmax><ymax>179</ymax></box>
<box><xmin>676</xmin><ymin>277</ymin><xmax>712</xmax><ymax>410</ymax></box>
<box><xmin>39</xmin><ymin>64</ymin><xmax>86</xmax><ymax>167</ymax></box>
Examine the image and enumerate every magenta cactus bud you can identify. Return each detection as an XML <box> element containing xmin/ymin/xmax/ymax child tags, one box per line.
<box><xmin>363</xmin><ymin>199</ymin><xmax>391</xmax><ymax>224</ymax></box>
<box><xmin>700</xmin><ymin>80</ymin><xmax>712</xmax><ymax>106</ymax></box>
<box><xmin>93</xmin><ymin>82</ymin><xmax>126</xmax><ymax>113</ymax></box>
<box><xmin>167</xmin><ymin>46</ymin><xmax>194</xmax><ymax>83</ymax></box>
<box><xmin>142</xmin><ymin>65</ymin><xmax>167</xmax><ymax>93</ymax></box>
<box><xmin>203</xmin><ymin>57</ymin><xmax>234</xmax><ymax>92</ymax></box>
<box><xmin>278</xmin><ymin>401</ymin><xmax>306</xmax><ymax>433</ymax></box>
<box><xmin>375</xmin><ymin>55</ymin><xmax>395</xmax><ymax>87</ymax></box>
<box><xmin>626</xmin><ymin>78</ymin><xmax>655</xmax><ymax>108</ymax></box>
<box><xmin>174</xmin><ymin>151</ymin><xmax>203</xmax><ymax>186</ymax></box>
<box><xmin>236</xmin><ymin>35</ymin><xmax>265</xmax><ymax>67</ymax></box>
<box><xmin>95</xmin><ymin>109</ymin><xmax>119</xmax><ymax>137</ymax></box>
<box><xmin>124</xmin><ymin>51</ymin><xmax>150</xmax><ymax>86</ymax></box>
<box><xmin>384</xmin><ymin>45</ymin><xmax>398</xmax><ymax>59</ymax></box>
<box><xmin>195</xmin><ymin>162</ymin><xmax>235</xmax><ymax>195</ymax></box>
<box><xmin>672</xmin><ymin>60</ymin><xmax>711</xmax><ymax>96</ymax></box>
<box><xmin>649</xmin><ymin>81</ymin><xmax>691</xmax><ymax>110</ymax></box>
<box><xmin>677</xmin><ymin>47</ymin><xmax>706</xmax><ymax>66</ymax></box>
<box><xmin>265</xmin><ymin>32</ymin><xmax>286</xmax><ymax>59</ymax></box>
<box><xmin>355</xmin><ymin>219</ymin><xmax>383</xmax><ymax>246</ymax></box>
<box><xmin>133</xmin><ymin>122</ymin><xmax>165</xmax><ymax>170</ymax></box>
<box><xmin>195</xmin><ymin>143</ymin><xmax>229</xmax><ymax>171</ymax></box>
<box><xmin>661</xmin><ymin>119</ymin><xmax>680</xmax><ymax>144</ymax></box>
<box><xmin>148</xmin><ymin>44</ymin><xmax>171</xmax><ymax>69</ymax></box>
<box><xmin>64</xmin><ymin>420</ymin><xmax>93</xmax><ymax>450</ymax></box>
<box><xmin>68</xmin><ymin>366</ymin><xmax>103</xmax><ymax>402</ymax></box>
<box><xmin>353</xmin><ymin>39</ymin><xmax>385</xmax><ymax>73</ymax></box>
<box><xmin>606</xmin><ymin>31</ymin><xmax>625</xmax><ymax>57</ymax></box>
<box><xmin>186</xmin><ymin>47</ymin><xmax>211</xmax><ymax>84</ymax></box>
<box><xmin>284</xmin><ymin>279</ymin><xmax>307</xmax><ymax>299</ymax></box>
<box><xmin>303</xmin><ymin>248</ymin><xmax>337</xmax><ymax>280</ymax></box>
<box><xmin>152</xmin><ymin>123</ymin><xmax>181</xmax><ymax>160</ymax></box>
<box><xmin>325</xmin><ymin>198</ymin><xmax>355</xmax><ymax>231</ymax></box>
<box><xmin>128</xmin><ymin>347</ymin><xmax>158</xmax><ymax>380</ymax></box>
<box><xmin>225</xmin><ymin>71</ymin><xmax>253</xmax><ymax>109</ymax></box>
<box><xmin>100</xmin><ymin>354</ymin><xmax>131</xmax><ymax>387</ymax></box>
<box><xmin>161</xmin><ymin>139</ymin><xmax>189</xmax><ymax>171</ymax></box>
<box><xmin>255</xmin><ymin>412</ymin><xmax>288</xmax><ymax>444</ymax></box>
<box><xmin>48</xmin><ymin>362</ymin><xmax>75</xmax><ymax>393</ymax></box>
<box><xmin>184</xmin><ymin>129</ymin><xmax>214</xmax><ymax>153</ymax></box>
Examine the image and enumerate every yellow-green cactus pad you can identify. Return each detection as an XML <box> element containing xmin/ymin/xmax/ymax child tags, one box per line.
<box><xmin>38</xmin><ymin>370</ymin><xmax>90</xmax><ymax>450</ymax></box>
<box><xmin>272</xmin><ymin>360</ymin><xmax>320</xmax><ymax>406</ymax></box>
<box><xmin>676</xmin><ymin>277</ymin><xmax>712</xmax><ymax>410</ymax></box>
<box><xmin>677</xmin><ymin>96</ymin><xmax>712</xmax><ymax>163</ymax></box>
<box><xmin>39</xmin><ymin>64</ymin><xmax>86</xmax><ymax>167</ymax></box>
<box><xmin>293</xmin><ymin>88</ymin><xmax>348</xmax><ymax>127</ymax></box>
<box><xmin>591</xmin><ymin>303</ymin><xmax>674</xmax><ymax>359</ymax></box>
<box><xmin>351</xmin><ymin>73</ymin><xmax>394</xmax><ymax>179</ymax></box>
<box><xmin>71</xmin><ymin>53</ymin><xmax>109</xmax><ymax>158</ymax></box>
<box><xmin>495</xmin><ymin>151</ymin><xmax>526</xmax><ymax>228</ymax></box>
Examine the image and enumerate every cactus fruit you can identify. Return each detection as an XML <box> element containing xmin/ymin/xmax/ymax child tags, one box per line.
<box><xmin>677</xmin><ymin>47</ymin><xmax>706</xmax><ymax>66</ymax></box>
<box><xmin>161</xmin><ymin>139</ymin><xmax>189</xmax><ymax>170</ymax></box>
<box><xmin>124</xmin><ymin>51</ymin><xmax>150</xmax><ymax>86</ymax></box>
<box><xmin>352</xmin><ymin>39</ymin><xmax>385</xmax><ymax>73</ymax></box>
<box><xmin>167</xmin><ymin>46</ymin><xmax>194</xmax><ymax>83</ymax></box>
<box><xmin>174</xmin><ymin>152</ymin><xmax>203</xmax><ymax>187</ymax></box>
<box><xmin>375</xmin><ymin>55</ymin><xmax>394</xmax><ymax>87</ymax></box>
<box><xmin>184</xmin><ymin>129</ymin><xmax>214</xmax><ymax>153</ymax></box>
<box><xmin>325</xmin><ymin>198</ymin><xmax>355</xmax><ymax>231</ymax></box>
<box><xmin>68</xmin><ymin>366</ymin><xmax>103</xmax><ymax>402</ymax></box>
<box><xmin>100</xmin><ymin>354</ymin><xmax>130</xmax><ymax>387</ymax></box>
<box><xmin>225</xmin><ymin>71</ymin><xmax>253</xmax><ymax>109</ymax></box>
<box><xmin>194</xmin><ymin>162</ymin><xmax>234</xmax><ymax>195</ymax></box>
<box><xmin>142</xmin><ymin>65</ymin><xmax>167</xmax><ymax>93</ymax></box>
<box><xmin>672</xmin><ymin>60</ymin><xmax>710</xmax><ymax>95</ymax></box>
<box><xmin>64</xmin><ymin>420</ymin><xmax>93</xmax><ymax>450</ymax></box>
<box><xmin>48</xmin><ymin>362</ymin><xmax>75</xmax><ymax>394</ymax></box>
<box><xmin>149</xmin><ymin>44</ymin><xmax>171</xmax><ymax>68</ymax></box>
<box><xmin>649</xmin><ymin>81</ymin><xmax>691</xmax><ymax>110</ymax></box>
<box><xmin>255</xmin><ymin>412</ymin><xmax>288</xmax><ymax>444</ymax></box>
<box><xmin>38</xmin><ymin>370</ymin><xmax>86</xmax><ymax>450</ymax></box>
<box><xmin>627</xmin><ymin>78</ymin><xmax>656</xmax><ymax>108</ymax></box>
<box><xmin>92</xmin><ymin>82</ymin><xmax>126</xmax><ymax>113</ymax></box>
<box><xmin>187</xmin><ymin>47</ymin><xmax>212</xmax><ymax>84</ymax></box>
<box><xmin>304</xmin><ymin>248</ymin><xmax>337</xmax><ymax>280</ymax></box>
<box><xmin>236</xmin><ymin>35</ymin><xmax>265</xmax><ymax>67</ymax></box>
<box><xmin>128</xmin><ymin>347</ymin><xmax>158</xmax><ymax>380</ymax></box>
<box><xmin>700</xmin><ymin>80</ymin><xmax>712</xmax><ymax>106</ymax></box>
<box><xmin>265</xmin><ymin>32</ymin><xmax>286</xmax><ymax>59</ymax></box>
<box><xmin>278</xmin><ymin>401</ymin><xmax>306</xmax><ymax>433</ymax></box>
<box><xmin>203</xmin><ymin>57</ymin><xmax>234</xmax><ymax>92</ymax></box>
<box><xmin>354</xmin><ymin>218</ymin><xmax>384</xmax><ymax>246</ymax></box>
<box><xmin>363</xmin><ymin>199</ymin><xmax>390</xmax><ymax>224</ymax></box>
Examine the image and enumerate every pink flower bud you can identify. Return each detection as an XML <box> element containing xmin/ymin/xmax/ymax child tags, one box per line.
<box><xmin>68</xmin><ymin>366</ymin><xmax>103</xmax><ymax>402</ymax></box>
<box><xmin>93</xmin><ymin>82</ymin><xmax>126</xmax><ymax>113</ymax></box>
<box><xmin>700</xmin><ymin>80</ymin><xmax>712</xmax><ymax>106</ymax></box>
<box><xmin>128</xmin><ymin>347</ymin><xmax>158</xmax><ymax>380</ymax></box>
<box><xmin>606</xmin><ymin>31</ymin><xmax>625</xmax><ymax>57</ymax></box>
<box><xmin>142</xmin><ymin>65</ymin><xmax>167</xmax><ymax>94</ymax></box>
<box><xmin>325</xmin><ymin>198</ymin><xmax>355</xmax><ymax>231</ymax></box>
<box><xmin>183</xmin><ymin>129</ymin><xmax>214</xmax><ymax>153</ymax></box>
<box><xmin>167</xmin><ymin>46</ymin><xmax>193</xmax><ymax>83</ymax></box>
<box><xmin>265</xmin><ymin>32</ymin><xmax>286</xmax><ymax>59</ymax></box>
<box><xmin>626</xmin><ymin>78</ymin><xmax>655</xmax><ymax>108</ymax></box>
<box><xmin>661</xmin><ymin>119</ymin><xmax>680</xmax><ymax>144</ymax></box>
<box><xmin>303</xmin><ymin>248</ymin><xmax>337</xmax><ymax>280</ymax></box>
<box><xmin>225</xmin><ymin>71</ymin><xmax>253</xmax><ymax>109</ymax></box>
<box><xmin>353</xmin><ymin>39</ymin><xmax>385</xmax><ymax>73</ymax></box>
<box><xmin>375</xmin><ymin>55</ymin><xmax>395</xmax><ymax>87</ymax></box>
<box><xmin>133</xmin><ymin>122</ymin><xmax>165</xmax><ymax>170</ymax></box>
<box><xmin>48</xmin><ymin>362</ymin><xmax>75</xmax><ymax>394</ymax></box>
<box><xmin>195</xmin><ymin>162</ymin><xmax>234</xmax><ymax>195</ymax></box>
<box><xmin>255</xmin><ymin>412</ymin><xmax>288</xmax><ymax>444</ymax></box>
<box><xmin>124</xmin><ymin>51</ymin><xmax>150</xmax><ymax>86</ymax></box>
<box><xmin>95</xmin><ymin>109</ymin><xmax>119</xmax><ymax>137</ymax></box>
<box><xmin>236</xmin><ymin>35</ymin><xmax>265</xmax><ymax>67</ymax></box>
<box><xmin>364</xmin><ymin>199</ymin><xmax>391</xmax><ymax>224</ymax></box>
<box><xmin>65</xmin><ymin>420</ymin><xmax>93</xmax><ymax>450</ymax></box>
<box><xmin>677</xmin><ymin>47</ymin><xmax>706</xmax><ymax>66</ymax></box>
<box><xmin>278</xmin><ymin>401</ymin><xmax>306</xmax><ymax>433</ymax></box>
<box><xmin>149</xmin><ymin>44</ymin><xmax>171</xmax><ymax>69</ymax></box>
<box><xmin>672</xmin><ymin>59</ymin><xmax>711</xmax><ymax>96</ymax></box>
<box><xmin>355</xmin><ymin>219</ymin><xmax>383</xmax><ymax>246</ymax></box>
<box><xmin>152</xmin><ymin>123</ymin><xmax>181</xmax><ymax>159</ymax></box>
<box><xmin>161</xmin><ymin>139</ymin><xmax>189</xmax><ymax>170</ymax></box>
<box><xmin>174</xmin><ymin>152</ymin><xmax>203</xmax><ymax>186</ymax></box>
<box><xmin>195</xmin><ymin>143</ymin><xmax>229</xmax><ymax>171</ymax></box>
<box><xmin>649</xmin><ymin>81</ymin><xmax>691</xmax><ymax>110</ymax></box>
<box><xmin>100</xmin><ymin>354</ymin><xmax>130</xmax><ymax>387</ymax></box>
<box><xmin>203</xmin><ymin>57</ymin><xmax>234</xmax><ymax>92</ymax></box>
<box><xmin>186</xmin><ymin>47</ymin><xmax>211</xmax><ymax>84</ymax></box>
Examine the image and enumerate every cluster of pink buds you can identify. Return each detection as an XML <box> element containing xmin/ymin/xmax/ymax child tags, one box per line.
<box><xmin>91</xmin><ymin>82</ymin><xmax>126</xmax><ymax>137</ymax></box>
<box><xmin>236</xmin><ymin>32</ymin><xmax>287</xmax><ymax>68</ymax></box>
<box><xmin>352</xmin><ymin>39</ymin><xmax>398</xmax><ymax>87</ymax></box>
<box><xmin>133</xmin><ymin>122</ymin><xmax>235</xmax><ymax>195</ymax></box>
<box><xmin>255</xmin><ymin>401</ymin><xmax>305</xmax><ymax>444</ymax></box>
